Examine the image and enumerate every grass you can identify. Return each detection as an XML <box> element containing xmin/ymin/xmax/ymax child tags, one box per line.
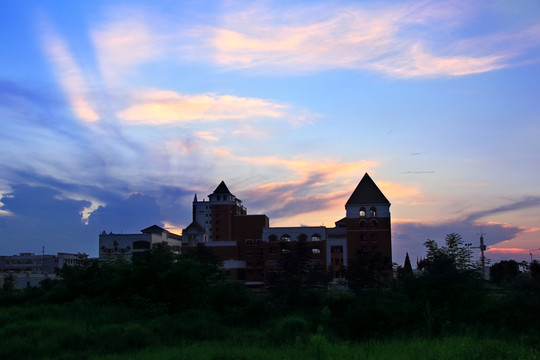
<box><xmin>94</xmin><ymin>337</ymin><xmax>539</xmax><ymax>360</ymax></box>
<box><xmin>0</xmin><ymin>298</ymin><xmax>538</xmax><ymax>360</ymax></box>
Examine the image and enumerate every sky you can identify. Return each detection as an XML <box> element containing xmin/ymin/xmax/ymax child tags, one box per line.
<box><xmin>1</xmin><ymin>0</ymin><xmax>539</xmax><ymax>265</ymax></box>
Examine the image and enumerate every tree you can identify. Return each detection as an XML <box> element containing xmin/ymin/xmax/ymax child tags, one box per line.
<box><xmin>1</xmin><ymin>273</ymin><xmax>16</xmax><ymax>292</ymax></box>
<box><xmin>418</xmin><ymin>233</ymin><xmax>474</xmax><ymax>273</ymax></box>
<box><xmin>489</xmin><ymin>260</ymin><xmax>520</xmax><ymax>284</ymax></box>
<box><xmin>270</xmin><ymin>237</ymin><xmax>329</xmax><ymax>306</ymax></box>
<box><xmin>346</xmin><ymin>251</ymin><xmax>388</xmax><ymax>293</ymax></box>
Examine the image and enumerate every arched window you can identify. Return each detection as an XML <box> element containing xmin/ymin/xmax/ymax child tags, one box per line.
<box><xmin>311</xmin><ymin>233</ymin><xmax>321</xmax><ymax>241</ymax></box>
<box><xmin>268</xmin><ymin>234</ymin><xmax>277</xmax><ymax>242</ymax></box>
<box><xmin>359</xmin><ymin>207</ymin><xmax>366</xmax><ymax>217</ymax></box>
<box><xmin>370</xmin><ymin>219</ymin><xmax>378</xmax><ymax>228</ymax></box>
<box><xmin>280</xmin><ymin>234</ymin><xmax>291</xmax><ymax>242</ymax></box>
<box><xmin>370</xmin><ymin>207</ymin><xmax>377</xmax><ymax>217</ymax></box>
<box><xmin>298</xmin><ymin>233</ymin><xmax>308</xmax><ymax>241</ymax></box>
<box><xmin>312</xmin><ymin>248</ymin><xmax>321</xmax><ymax>254</ymax></box>
<box><xmin>359</xmin><ymin>220</ymin><xmax>367</xmax><ymax>228</ymax></box>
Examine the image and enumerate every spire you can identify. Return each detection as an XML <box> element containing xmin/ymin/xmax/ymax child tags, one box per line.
<box><xmin>346</xmin><ymin>173</ymin><xmax>390</xmax><ymax>205</ymax></box>
<box><xmin>193</xmin><ymin>194</ymin><xmax>198</xmax><ymax>202</ymax></box>
<box><xmin>404</xmin><ymin>252</ymin><xmax>413</xmax><ymax>275</ymax></box>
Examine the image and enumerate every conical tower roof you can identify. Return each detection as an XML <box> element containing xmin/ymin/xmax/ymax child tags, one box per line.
<box><xmin>213</xmin><ymin>181</ymin><xmax>232</xmax><ymax>195</ymax></box>
<box><xmin>346</xmin><ymin>173</ymin><xmax>390</xmax><ymax>205</ymax></box>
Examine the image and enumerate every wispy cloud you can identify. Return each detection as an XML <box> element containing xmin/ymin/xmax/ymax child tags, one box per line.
<box><xmin>197</xmin><ymin>2</ymin><xmax>540</xmax><ymax>77</ymax></box>
<box><xmin>465</xmin><ymin>196</ymin><xmax>540</xmax><ymax>222</ymax></box>
<box><xmin>39</xmin><ymin>18</ymin><xmax>99</xmax><ymax>122</ymax></box>
<box><xmin>117</xmin><ymin>90</ymin><xmax>288</xmax><ymax>124</ymax></box>
<box><xmin>91</xmin><ymin>13</ymin><xmax>172</xmax><ymax>83</ymax></box>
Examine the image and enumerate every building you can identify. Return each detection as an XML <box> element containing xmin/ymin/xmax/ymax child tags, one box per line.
<box><xmin>0</xmin><ymin>252</ymin><xmax>87</xmax><ymax>274</ymax></box>
<box><xmin>182</xmin><ymin>173</ymin><xmax>392</xmax><ymax>287</ymax></box>
<box><xmin>99</xmin><ymin>225</ymin><xmax>183</xmax><ymax>260</ymax></box>
<box><xmin>0</xmin><ymin>252</ymin><xmax>88</xmax><ymax>289</ymax></box>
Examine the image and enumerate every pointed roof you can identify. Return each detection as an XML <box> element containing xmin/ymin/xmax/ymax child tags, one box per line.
<box><xmin>213</xmin><ymin>181</ymin><xmax>232</xmax><ymax>195</ymax></box>
<box><xmin>141</xmin><ymin>225</ymin><xmax>167</xmax><ymax>234</ymax></box>
<box><xmin>346</xmin><ymin>173</ymin><xmax>390</xmax><ymax>205</ymax></box>
<box><xmin>184</xmin><ymin>220</ymin><xmax>205</xmax><ymax>233</ymax></box>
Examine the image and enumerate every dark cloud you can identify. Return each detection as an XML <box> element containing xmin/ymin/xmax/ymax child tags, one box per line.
<box><xmin>464</xmin><ymin>196</ymin><xmax>540</xmax><ymax>222</ymax></box>
<box><xmin>0</xmin><ymin>184</ymin><xmax>93</xmax><ymax>255</ymax></box>
<box><xmin>0</xmin><ymin>179</ymin><xmax>193</xmax><ymax>257</ymax></box>
<box><xmin>241</xmin><ymin>172</ymin><xmax>346</xmax><ymax>219</ymax></box>
<box><xmin>392</xmin><ymin>220</ymin><xmax>523</xmax><ymax>265</ymax></box>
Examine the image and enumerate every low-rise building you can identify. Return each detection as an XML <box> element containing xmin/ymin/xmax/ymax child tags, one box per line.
<box><xmin>99</xmin><ymin>225</ymin><xmax>182</xmax><ymax>260</ymax></box>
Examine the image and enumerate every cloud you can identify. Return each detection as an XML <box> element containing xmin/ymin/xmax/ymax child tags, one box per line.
<box><xmin>117</xmin><ymin>90</ymin><xmax>288</xmax><ymax>124</ymax></box>
<box><xmin>196</xmin><ymin>2</ymin><xmax>540</xmax><ymax>77</ymax></box>
<box><xmin>464</xmin><ymin>196</ymin><xmax>540</xmax><ymax>222</ymax></box>
<box><xmin>391</xmin><ymin>196</ymin><xmax>540</xmax><ymax>264</ymax></box>
<box><xmin>91</xmin><ymin>14</ymin><xmax>172</xmax><ymax>83</ymax></box>
<box><xmin>39</xmin><ymin>18</ymin><xmax>99</xmax><ymax>122</ymax></box>
<box><xmin>0</xmin><ymin>178</ymin><xmax>193</xmax><ymax>256</ymax></box>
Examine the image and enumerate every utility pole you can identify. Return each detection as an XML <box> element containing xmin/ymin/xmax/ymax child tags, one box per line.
<box><xmin>530</xmin><ymin>248</ymin><xmax>540</xmax><ymax>262</ymax></box>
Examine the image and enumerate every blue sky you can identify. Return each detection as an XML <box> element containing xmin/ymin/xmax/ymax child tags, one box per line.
<box><xmin>1</xmin><ymin>0</ymin><xmax>539</xmax><ymax>264</ymax></box>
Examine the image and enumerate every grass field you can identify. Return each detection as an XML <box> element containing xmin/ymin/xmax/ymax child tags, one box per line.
<box><xmin>0</xmin><ymin>301</ymin><xmax>538</xmax><ymax>360</ymax></box>
<box><xmin>96</xmin><ymin>337</ymin><xmax>539</xmax><ymax>360</ymax></box>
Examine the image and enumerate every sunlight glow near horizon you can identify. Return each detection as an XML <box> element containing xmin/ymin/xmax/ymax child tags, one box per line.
<box><xmin>0</xmin><ymin>0</ymin><xmax>539</xmax><ymax>263</ymax></box>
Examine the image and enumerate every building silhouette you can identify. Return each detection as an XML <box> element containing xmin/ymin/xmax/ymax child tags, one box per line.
<box><xmin>182</xmin><ymin>173</ymin><xmax>392</xmax><ymax>287</ymax></box>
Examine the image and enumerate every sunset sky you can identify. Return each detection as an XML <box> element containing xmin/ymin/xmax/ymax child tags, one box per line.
<box><xmin>1</xmin><ymin>0</ymin><xmax>539</xmax><ymax>264</ymax></box>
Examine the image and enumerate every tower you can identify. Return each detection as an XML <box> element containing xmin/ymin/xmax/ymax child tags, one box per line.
<box><xmin>190</xmin><ymin>181</ymin><xmax>247</xmax><ymax>242</ymax></box>
<box><xmin>344</xmin><ymin>173</ymin><xmax>392</xmax><ymax>270</ymax></box>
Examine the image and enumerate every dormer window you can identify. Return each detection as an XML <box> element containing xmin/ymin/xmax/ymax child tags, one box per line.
<box><xmin>370</xmin><ymin>207</ymin><xmax>377</xmax><ymax>217</ymax></box>
<box><xmin>359</xmin><ymin>207</ymin><xmax>366</xmax><ymax>217</ymax></box>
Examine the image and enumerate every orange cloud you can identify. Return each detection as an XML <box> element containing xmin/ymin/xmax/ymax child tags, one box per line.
<box><xmin>162</xmin><ymin>221</ymin><xmax>185</xmax><ymax>236</ymax></box>
<box><xmin>371</xmin><ymin>43</ymin><xmax>506</xmax><ymax>78</ymax></box>
<box><xmin>196</xmin><ymin>131</ymin><xmax>219</xmax><ymax>141</ymax></box>
<box><xmin>117</xmin><ymin>90</ymin><xmax>287</xmax><ymax>124</ymax></box>
<box><xmin>486</xmin><ymin>248</ymin><xmax>530</xmax><ymax>254</ymax></box>
<box><xmin>39</xmin><ymin>19</ymin><xmax>99</xmax><ymax>122</ymax></box>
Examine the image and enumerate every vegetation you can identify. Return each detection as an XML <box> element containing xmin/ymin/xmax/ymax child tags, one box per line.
<box><xmin>1</xmin><ymin>237</ymin><xmax>539</xmax><ymax>359</ymax></box>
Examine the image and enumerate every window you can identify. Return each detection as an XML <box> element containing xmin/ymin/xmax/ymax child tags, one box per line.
<box><xmin>133</xmin><ymin>241</ymin><xmax>151</xmax><ymax>250</ymax></box>
<box><xmin>311</xmin><ymin>233</ymin><xmax>321</xmax><ymax>241</ymax></box>
<box><xmin>268</xmin><ymin>234</ymin><xmax>277</xmax><ymax>242</ymax></box>
<box><xmin>359</xmin><ymin>207</ymin><xmax>366</xmax><ymax>217</ymax></box>
<box><xmin>312</xmin><ymin>248</ymin><xmax>321</xmax><ymax>254</ymax></box>
<box><xmin>370</xmin><ymin>207</ymin><xmax>377</xmax><ymax>217</ymax></box>
<box><xmin>359</xmin><ymin>220</ymin><xmax>367</xmax><ymax>228</ymax></box>
<box><xmin>298</xmin><ymin>233</ymin><xmax>308</xmax><ymax>241</ymax></box>
<box><xmin>331</xmin><ymin>246</ymin><xmax>343</xmax><ymax>253</ymax></box>
<box><xmin>280</xmin><ymin>234</ymin><xmax>291</xmax><ymax>242</ymax></box>
<box><xmin>370</xmin><ymin>220</ymin><xmax>378</xmax><ymax>228</ymax></box>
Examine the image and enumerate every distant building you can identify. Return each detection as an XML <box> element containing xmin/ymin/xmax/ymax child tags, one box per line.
<box><xmin>0</xmin><ymin>252</ymin><xmax>88</xmax><ymax>289</ymax></box>
<box><xmin>0</xmin><ymin>252</ymin><xmax>87</xmax><ymax>274</ymax></box>
<box><xmin>98</xmin><ymin>225</ymin><xmax>183</xmax><ymax>260</ymax></box>
<box><xmin>182</xmin><ymin>173</ymin><xmax>392</xmax><ymax>287</ymax></box>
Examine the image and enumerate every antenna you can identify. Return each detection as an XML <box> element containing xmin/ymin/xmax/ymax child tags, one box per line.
<box><xmin>471</xmin><ymin>227</ymin><xmax>487</xmax><ymax>277</ymax></box>
<box><xmin>529</xmin><ymin>248</ymin><xmax>540</xmax><ymax>262</ymax></box>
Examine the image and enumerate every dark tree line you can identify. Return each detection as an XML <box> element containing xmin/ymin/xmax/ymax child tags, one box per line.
<box><xmin>1</xmin><ymin>233</ymin><xmax>539</xmax><ymax>342</ymax></box>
